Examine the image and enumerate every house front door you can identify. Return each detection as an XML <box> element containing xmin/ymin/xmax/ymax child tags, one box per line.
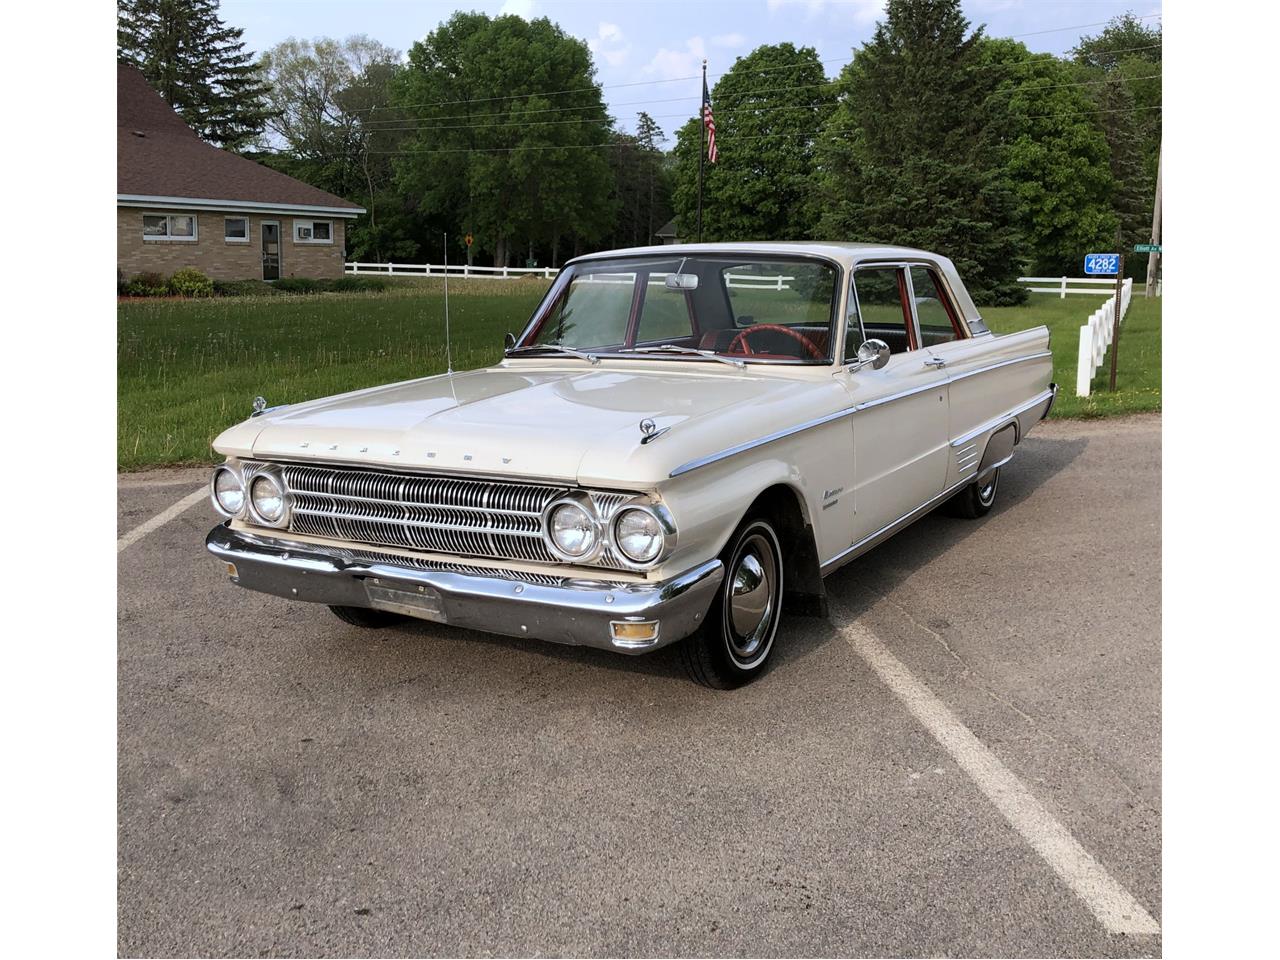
<box><xmin>261</xmin><ymin>221</ymin><xmax>281</xmax><ymax>280</ymax></box>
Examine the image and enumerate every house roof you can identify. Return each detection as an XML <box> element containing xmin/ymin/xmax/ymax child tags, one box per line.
<box><xmin>655</xmin><ymin>218</ymin><xmax>679</xmax><ymax>238</ymax></box>
<box><xmin>117</xmin><ymin>63</ymin><xmax>364</xmax><ymax>216</ymax></box>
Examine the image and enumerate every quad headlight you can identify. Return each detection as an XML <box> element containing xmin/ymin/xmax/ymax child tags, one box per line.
<box><xmin>611</xmin><ymin>504</ymin><xmax>675</xmax><ymax>566</ymax></box>
<box><xmin>210</xmin><ymin>465</ymin><xmax>245</xmax><ymax>517</ymax></box>
<box><xmin>248</xmin><ymin>470</ymin><xmax>289</xmax><ymax>526</ymax></box>
<box><xmin>543</xmin><ymin>494</ymin><xmax>601</xmax><ymax>561</ymax></box>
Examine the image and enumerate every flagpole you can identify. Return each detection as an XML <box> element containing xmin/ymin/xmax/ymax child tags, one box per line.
<box><xmin>697</xmin><ymin>59</ymin><xmax>706</xmax><ymax>243</ymax></box>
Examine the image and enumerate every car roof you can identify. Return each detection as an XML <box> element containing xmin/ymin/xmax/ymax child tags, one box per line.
<box><xmin>567</xmin><ymin>241</ymin><xmax>940</xmax><ymax>269</ymax></box>
<box><xmin>564</xmin><ymin>241</ymin><xmax>984</xmax><ymax>330</ymax></box>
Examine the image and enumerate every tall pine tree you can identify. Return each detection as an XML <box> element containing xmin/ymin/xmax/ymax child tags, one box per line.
<box><xmin>819</xmin><ymin>0</ymin><xmax>1025</xmax><ymax>304</ymax></box>
<box><xmin>118</xmin><ymin>0</ymin><xmax>272</xmax><ymax>149</ymax></box>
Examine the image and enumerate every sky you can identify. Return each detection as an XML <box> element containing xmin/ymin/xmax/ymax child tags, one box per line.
<box><xmin>222</xmin><ymin>0</ymin><xmax>1162</xmax><ymax>137</ymax></box>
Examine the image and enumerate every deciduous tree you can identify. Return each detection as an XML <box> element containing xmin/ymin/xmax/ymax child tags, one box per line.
<box><xmin>672</xmin><ymin>44</ymin><xmax>835</xmax><ymax>241</ymax></box>
<box><xmin>393</xmin><ymin>12</ymin><xmax>615</xmax><ymax>267</ymax></box>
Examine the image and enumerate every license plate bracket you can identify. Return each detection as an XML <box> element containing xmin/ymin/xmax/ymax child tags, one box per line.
<box><xmin>365</xmin><ymin>580</ymin><xmax>446</xmax><ymax>622</ymax></box>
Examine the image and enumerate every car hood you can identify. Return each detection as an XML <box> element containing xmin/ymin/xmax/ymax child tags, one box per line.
<box><xmin>213</xmin><ymin>362</ymin><xmax>846</xmax><ymax>488</ymax></box>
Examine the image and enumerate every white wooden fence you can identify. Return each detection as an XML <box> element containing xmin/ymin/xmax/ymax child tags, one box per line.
<box><xmin>1076</xmin><ymin>278</ymin><xmax>1133</xmax><ymax>397</ymax></box>
<box><xmin>347</xmin><ymin>261</ymin><xmax>558</xmax><ymax>279</ymax></box>
<box><xmin>1020</xmin><ymin>275</ymin><xmax>1161</xmax><ymax>298</ymax></box>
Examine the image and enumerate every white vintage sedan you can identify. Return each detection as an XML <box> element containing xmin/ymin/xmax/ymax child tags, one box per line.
<box><xmin>207</xmin><ymin>242</ymin><xmax>1055</xmax><ymax>688</ymax></box>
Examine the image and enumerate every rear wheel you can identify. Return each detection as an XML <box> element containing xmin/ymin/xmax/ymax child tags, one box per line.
<box><xmin>679</xmin><ymin>517</ymin><xmax>785</xmax><ymax>689</ymax></box>
<box><xmin>328</xmin><ymin>605</ymin><xmax>405</xmax><ymax>628</ymax></box>
<box><xmin>946</xmin><ymin>467</ymin><xmax>1000</xmax><ymax>519</ymax></box>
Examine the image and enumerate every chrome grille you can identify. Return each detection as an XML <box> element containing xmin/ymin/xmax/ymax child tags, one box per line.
<box><xmin>257</xmin><ymin>462</ymin><xmax>633</xmax><ymax>570</ymax></box>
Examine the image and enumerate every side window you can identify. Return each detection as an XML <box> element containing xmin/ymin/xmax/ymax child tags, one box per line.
<box><xmin>910</xmin><ymin>266</ymin><xmax>963</xmax><ymax>348</ymax></box>
<box><xmin>539</xmin><ymin>272</ymin><xmax>634</xmax><ymax>349</ymax></box>
<box><xmin>847</xmin><ymin>266</ymin><xmax>911</xmax><ymax>360</ymax></box>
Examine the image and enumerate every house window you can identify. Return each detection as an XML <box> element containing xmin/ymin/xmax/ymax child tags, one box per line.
<box><xmin>224</xmin><ymin>217</ymin><xmax>249</xmax><ymax>243</ymax></box>
<box><xmin>142</xmin><ymin>214</ymin><xmax>197</xmax><ymax>241</ymax></box>
<box><xmin>293</xmin><ymin>219</ymin><xmax>333</xmax><ymax>244</ymax></box>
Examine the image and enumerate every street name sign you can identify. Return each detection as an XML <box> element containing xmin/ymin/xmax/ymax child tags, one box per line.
<box><xmin>1133</xmin><ymin>243</ymin><xmax>1161</xmax><ymax>254</ymax></box>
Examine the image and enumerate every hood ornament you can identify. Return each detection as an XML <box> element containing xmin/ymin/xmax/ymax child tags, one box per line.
<box><xmin>250</xmin><ymin>396</ymin><xmax>268</xmax><ymax>417</ymax></box>
<box><xmin>639</xmin><ymin>418</ymin><xmax>670</xmax><ymax>445</ymax></box>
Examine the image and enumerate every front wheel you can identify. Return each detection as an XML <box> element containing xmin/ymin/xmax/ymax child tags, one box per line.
<box><xmin>946</xmin><ymin>467</ymin><xmax>1000</xmax><ymax>519</ymax></box>
<box><xmin>679</xmin><ymin>517</ymin><xmax>785</xmax><ymax>689</ymax></box>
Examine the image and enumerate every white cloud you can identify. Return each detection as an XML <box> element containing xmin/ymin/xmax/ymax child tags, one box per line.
<box><xmin>499</xmin><ymin>0</ymin><xmax>536</xmax><ymax>18</ymax></box>
<box><xmin>642</xmin><ymin>36</ymin><xmax>708</xmax><ymax>81</ymax></box>
<box><xmin>711</xmin><ymin>32</ymin><xmax>747</xmax><ymax>49</ymax></box>
<box><xmin>587</xmin><ymin>22</ymin><xmax>631</xmax><ymax>68</ymax></box>
<box><xmin>766</xmin><ymin>0</ymin><xmax>884</xmax><ymax>23</ymax></box>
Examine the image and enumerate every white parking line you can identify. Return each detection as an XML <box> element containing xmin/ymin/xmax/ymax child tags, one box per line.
<box><xmin>117</xmin><ymin>487</ymin><xmax>208</xmax><ymax>554</ymax></box>
<box><xmin>839</xmin><ymin>617</ymin><xmax>1160</xmax><ymax>936</ymax></box>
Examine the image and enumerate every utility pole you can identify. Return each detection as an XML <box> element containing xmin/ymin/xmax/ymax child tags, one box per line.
<box><xmin>1145</xmin><ymin>143</ymin><xmax>1162</xmax><ymax>298</ymax></box>
<box><xmin>1109</xmin><ymin>226</ymin><xmax>1125</xmax><ymax>392</ymax></box>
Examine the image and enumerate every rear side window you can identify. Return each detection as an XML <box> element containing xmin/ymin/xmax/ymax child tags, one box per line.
<box><xmin>910</xmin><ymin>266</ymin><xmax>964</xmax><ymax>347</ymax></box>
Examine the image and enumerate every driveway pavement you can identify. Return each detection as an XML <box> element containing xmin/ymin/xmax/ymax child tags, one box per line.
<box><xmin>118</xmin><ymin>415</ymin><xmax>1161</xmax><ymax>957</ymax></box>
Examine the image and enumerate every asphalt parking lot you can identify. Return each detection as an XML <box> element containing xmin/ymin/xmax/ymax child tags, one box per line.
<box><xmin>117</xmin><ymin>415</ymin><xmax>1161</xmax><ymax>958</ymax></box>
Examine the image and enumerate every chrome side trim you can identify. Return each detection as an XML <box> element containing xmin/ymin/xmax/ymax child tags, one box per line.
<box><xmin>668</xmin><ymin>355</ymin><xmax>1053</xmax><ymax>479</ymax></box>
<box><xmin>944</xmin><ymin>351</ymin><xmax>1052</xmax><ymax>384</ymax></box>
<box><xmin>820</xmin><ymin>476</ymin><xmax>973</xmax><ymax>576</ymax></box>
<box><xmin>849</xmin><ymin>378</ymin><xmax>945</xmax><ymax>412</ymax></box>
<box><xmin>950</xmin><ymin>387</ymin><xmax>1057</xmax><ymax>448</ymax></box>
<box><xmin>669</xmin><ymin>406</ymin><xmax>855</xmax><ymax>478</ymax></box>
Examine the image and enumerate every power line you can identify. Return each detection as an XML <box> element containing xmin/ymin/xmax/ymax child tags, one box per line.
<box><xmin>351</xmin><ymin>15</ymin><xmax>1161</xmax><ymax>118</ymax></box>
<box><xmin>307</xmin><ymin>103</ymin><xmax>1161</xmax><ymax>160</ymax></box>
<box><xmin>366</xmin><ymin>53</ymin><xmax>1167</xmax><ymax>132</ymax></box>
<box><xmin>352</xmin><ymin>70</ymin><xmax>1159</xmax><ymax>138</ymax></box>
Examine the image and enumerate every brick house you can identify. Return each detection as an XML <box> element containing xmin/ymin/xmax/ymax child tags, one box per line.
<box><xmin>117</xmin><ymin>64</ymin><xmax>364</xmax><ymax>282</ymax></box>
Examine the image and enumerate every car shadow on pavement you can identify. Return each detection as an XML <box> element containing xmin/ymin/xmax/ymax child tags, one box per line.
<box><xmin>319</xmin><ymin>433</ymin><xmax>1087</xmax><ymax>690</ymax></box>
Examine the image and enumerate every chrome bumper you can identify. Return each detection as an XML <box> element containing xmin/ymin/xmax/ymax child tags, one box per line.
<box><xmin>205</xmin><ymin>523</ymin><xmax>723</xmax><ymax>655</ymax></box>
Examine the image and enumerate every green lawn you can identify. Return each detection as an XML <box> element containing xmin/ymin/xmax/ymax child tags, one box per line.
<box><xmin>117</xmin><ymin>279</ymin><xmax>1161</xmax><ymax>469</ymax></box>
<box><xmin>984</xmin><ymin>291</ymin><xmax>1162</xmax><ymax>418</ymax></box>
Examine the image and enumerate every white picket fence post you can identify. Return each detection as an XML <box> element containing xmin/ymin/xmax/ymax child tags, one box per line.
<box><xmin>1076</xmin><ymin>278</ymin><xmax>1133</xmax><ymax>397</ymax></box>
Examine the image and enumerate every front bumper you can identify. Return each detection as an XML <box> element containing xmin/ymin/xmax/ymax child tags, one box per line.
<box><xmin>205</xmin><ymin>523</ymin><xmax>723</xmax><ymax>654</ymax></box>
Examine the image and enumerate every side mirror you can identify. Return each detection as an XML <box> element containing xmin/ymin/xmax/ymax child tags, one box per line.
<box><xmin>856</xmin><ymin>338</ymin><xmax>890</xmax><ymax>370</ymax></box>
<box><xmin>504</xmin><ymin>332</ymin><xmax>516</xmax><ymax>350</ymax></box>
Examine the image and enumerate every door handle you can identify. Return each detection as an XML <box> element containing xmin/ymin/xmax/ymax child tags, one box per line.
<box><xmin>924</xmin><ymin>357</ymin><xmax>946</xmax><ymax>368</ymax></box>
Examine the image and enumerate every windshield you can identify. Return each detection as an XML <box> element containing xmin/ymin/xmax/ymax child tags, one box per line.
<box><xmin>517</xmin><ymin>255</ymin><xmax>840</xmax><ymax>363</ymax></box>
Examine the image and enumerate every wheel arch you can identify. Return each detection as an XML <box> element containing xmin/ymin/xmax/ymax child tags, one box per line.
<box><xmin>743</xmin><ymin>483</ymin><xmax>827</xmax><ymax>618</ymax></box>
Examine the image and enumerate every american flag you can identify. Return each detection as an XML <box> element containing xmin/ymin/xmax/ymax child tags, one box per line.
<box><xmin>702</xmin><ymin>76</ymin><xmax>718</xmax><ymax>164</ymax></box>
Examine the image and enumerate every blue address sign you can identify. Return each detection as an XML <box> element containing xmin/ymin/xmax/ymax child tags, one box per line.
<box><xmin>1084</xmin><ymin>253</ymin><xmax>1120</xmax><ymax>276</ymax></box>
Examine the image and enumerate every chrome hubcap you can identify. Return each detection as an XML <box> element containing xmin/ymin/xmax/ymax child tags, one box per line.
<box><xmin>978</xmin><ymin>470</ymin><xmax>998</xmax><ymax>505</ymax></box>
<box><xmin>726</xmin><ymin>533</ymin><xmax>778</xmax><ymax>663</ymax></box>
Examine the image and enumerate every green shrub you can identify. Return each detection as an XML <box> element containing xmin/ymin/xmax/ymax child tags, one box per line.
<box><xmin>212</xmin><ymin>278</ymin><xmax>279</xmax><ymax>297</ymax></box>
<box><xmin>168</xmin><ymin>267</ymin><xmax>213</xmax><ymax>298</ymax></box>
<box><xmin>330</xmin><ymin>276</ymin><xmax>388</xmax><ymax>292</ymax></box>
<box><xmin>123</xmin><ymin>272</ymin><xmax>169</xmax><ymax>297</ymax></box>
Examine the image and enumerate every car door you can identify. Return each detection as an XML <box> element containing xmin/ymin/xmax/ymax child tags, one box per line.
<box><xmin>905</xmin><ymin>263</ymin><xmax>1046</xmax><ymax>488</ymax></box>
<box><xmin>839</xmin><ymin>264</ymin><xmax>950</xmax><ymax>549</ymax></box>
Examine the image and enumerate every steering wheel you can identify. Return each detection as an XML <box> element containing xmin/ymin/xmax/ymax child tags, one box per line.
<box><xmin>727</xmin><ymin>324</ymin><xmax>824</xmax><ymax>359</ymax></box>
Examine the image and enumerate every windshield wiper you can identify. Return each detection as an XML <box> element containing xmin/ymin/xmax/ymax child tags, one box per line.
<box><xmin>506</xmin><ymin>344</ymin><xmax>600</xmax><ymax>364</ymax></box>
<box><xmin>625</xmin><ymin>344</ymin><xmax>746</xmax><ymax>369</ymax></box>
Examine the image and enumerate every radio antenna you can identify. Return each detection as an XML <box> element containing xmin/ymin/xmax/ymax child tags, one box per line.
<box><xmin>442</xmin><ymin>231</ymin><xmax>454</xmax><ymax>375</ymax></box>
